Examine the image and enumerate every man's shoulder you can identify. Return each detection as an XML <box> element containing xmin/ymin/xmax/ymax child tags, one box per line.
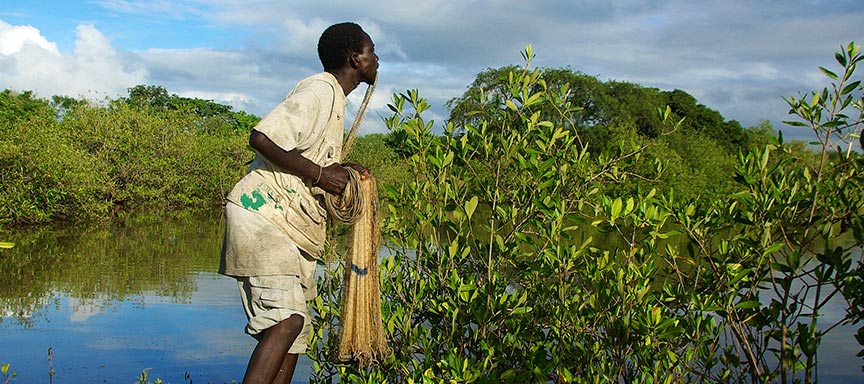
<box><xmin>293</xmin><ymin>72</ymin><xmax>348</xmax><ymax>111</ymax></box>
<box><xmin>288</xmin><ymin>72</ymin><xmax>338</xmax><ymax>101</ymax></box>
<box><xmin>297</xmin><ymin>72</ymin><xmax>338</xmax><ymax>90</ymax></box>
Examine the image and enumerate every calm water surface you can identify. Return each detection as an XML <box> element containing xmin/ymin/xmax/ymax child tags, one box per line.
<box><xmin>0</xmin><ymin>210</ymin><xmax>311</xmax><ymax>383</ymax></box>
<box><xmin>0</xmin><ymin>210</ymin><xmax>862</xmax><ymax>383</ymax></box>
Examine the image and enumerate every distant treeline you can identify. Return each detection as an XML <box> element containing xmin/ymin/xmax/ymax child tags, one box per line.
<box><xmin>439</xmin><ymin>66</ymin><xmax>822</xmax><ymax>200</ymax></box>
<box><xmin>1</xmin><ymin>68</ymin><xmax>816</xmax><ymax>227</ymax></box>
<box><xmin>0</xmin><ymin>86</ymin><xmax>254</xmax><ymax>225</ymax></box>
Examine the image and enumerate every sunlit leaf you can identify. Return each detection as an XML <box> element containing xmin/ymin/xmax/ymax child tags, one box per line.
<box><xmin>510</xmin><ymin>306</ymin><xmax>532</xmax><ymax>315</ymax></box>
<box><xmin>611</xmin><ymin>198</ymin><xmax>622</xmax><ymax>219</ymax></box>
<box><xmin>465</xmin><ymin>196</ymin><xmax>478</xmax><ymax>220</ymax></box>
<box><xmin>505</xmin><ymin>99</ymin><xmax>518</xmax><ymax>111</ymax></box>
<box><xmin>819</xmin><ymin>66</ymin><xmax>838</xmax><ymax>80</ymax></box>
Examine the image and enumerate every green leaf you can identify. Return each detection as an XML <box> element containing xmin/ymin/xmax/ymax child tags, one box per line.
<box><xmin>510</xmin><ymin>306</ymin><xmax>533</xmax><ymax>315</ymax></box>
<box><xmin>442</xmin><ymin>151</ymin><xmax>454</xmax><ymax>168</ymax></box>
<box><xmin>525</xmin><ymin>92</ymin><xmax>544</xmax><ymax>108</ymax></box>
<box><xmin>764</xmin><ymin>243</ymin><xmax>784</xmax><ymax>254</ymax></box>
<box><xmin>783</xmin><ymin>120</ymin><xmax>809</xmax><ymax>127</ymax></box>
<box><xmin>465</xmin><ymin>196</ymin><xmax>479</xmax><ymax>220</ymax></box>
<box><xmin>505</xmin><ymin>100</ymin><xmax>518</xmax><ymax>111</ymax></box>
<box><xmin>772</xmin><ymin>262</ymin><xmax>793</xmax><ymax>273</ymax></box>
<box><xmin>611</xmin><ymin>197</ymin><xmax>623</xmax><ymax>219</ymax></box>
<box><xmin>534</xmin><ymin>139</ymin><xmax>546</xmax><ymax>151</ymax></box>
<box><xmin>735</xmin><ymin>300</ymin><xmax>761</xmax><ymax>310</ymax></box>
<box><xmin>0</xmin><ymin>242</ymin><xmax>14</xmax><ymax>249</ymax></box>
<box><xmin>810</xmin><ymin>91</ymin><xmax>821</xmax><ymax>106</ymax></box>
<box><xmin>458</xmin><ymin>284</ymin><xmax>476</xmax><ymax>302</ymax></box>
<box><xmin>448</xmin><ymin>239</ymin><xmax>460</xmax><ymax>258</ymax></box>
<box><xmin>819</xmin><ymin>66</ymin><xmax>839</xmax><ymax>80</ymax></box>
<box><xmin>842</xmin><ymin>80</ymin><xmax>861</xmax><ymax>95</ymax></box>
<box><xmin>836</xmin><ymin>51</ymin><xmax>848</xmax><ymax>67</ymax></box>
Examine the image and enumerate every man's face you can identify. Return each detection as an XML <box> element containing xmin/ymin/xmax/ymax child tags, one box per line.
<box><xmin>355</xmin><ymin>33</ymin><xmax>379</xmax><ymax>85</ymax></box>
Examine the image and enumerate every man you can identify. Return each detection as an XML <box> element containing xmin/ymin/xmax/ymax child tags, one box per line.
<box><xmin>220</xmin><ymin>22</ymin><xmax>378</xmax><ymax>384</ymax></box>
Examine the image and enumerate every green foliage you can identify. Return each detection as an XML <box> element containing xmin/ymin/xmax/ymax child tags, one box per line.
<box><xmin>123</xmin><ymin>84</ymin><xmax>260</xmax><ymax>134</ymax></box>
<box><xmin>61</xmin><ymin>101</ymin><xmax>248</xmax><ymax>207</ymax></box>
<box><xmin>310</xmin><ymin>44</ymin><xmax>864</xmax><ymax>383</ymax></box>
<box><xmin>444</xmin><ymin>59</ymin><xmax>752</xmax><ymax>202</ymax></box>
<box><xmin>446</xmin><ymin>63</ymin><xmax>747</xmax><ymax>152</ymax></box>
<box><xmin>312</xmin><ymin>47</ymin><xmax>712</xmax><ymax>382</ymax></box>
<box><xmin>784</xmin><ymin>42</ymin><xmax>863</xmax><ymax>158</ymax></box>
<box><xmin>0</xmin><ymin>92</ymin><xmax>112</xmax><ymax>224</ymax></box>
<box><xmin>343</xmin><ymin>133</ymin><xmax>410</xmax><ymax>200</ymax></box>
<box><xmin>0</xmin><ymin>90</ymin><xmax>54</xmax><ymax>134</ymax></box>
<box><xmin>0</xmin><ymin>88</ymin><xmax>252</xmax><ymax>226</ymax></box>
<box><xmin>136</xmin><ymin>369</ymin><xmax>163</xmax><ymax>384</ymax></box>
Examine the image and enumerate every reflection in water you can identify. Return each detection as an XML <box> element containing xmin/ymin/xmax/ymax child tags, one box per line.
<box><xmin>0</xmin><ymin>209</ymin><xmax>218</xmax><ymax>322</ymax></box>
<box><xmin>0</xmin><ymin>209</ymin><xmax>861</xmax><ymax>382</ymax></box>
<box><xmin>0</xmin><ymin>209</ymin><xmax>311</xmax><ymax>383</ymax></box>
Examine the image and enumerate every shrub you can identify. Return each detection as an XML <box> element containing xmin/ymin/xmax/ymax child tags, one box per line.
<box><xmin>310</xmin><ymin>44</ymin><xmax>864</xmax><ymax>383</ymax></box>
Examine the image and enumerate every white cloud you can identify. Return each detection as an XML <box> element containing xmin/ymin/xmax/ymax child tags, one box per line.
<box><xmin>0</xmin><ymin>21</ymin><xmax>147</xmax><ymax>100</ymax></box>
<box><xmin>0</xmin><ymin>20</ymin><xmax>58</xmax><ymax>55</ymax></box>
<box><xmin>278</xmin><ymin>17</ymin><xmax>331</xmax><ymax>56</ymax></box>
<box><xmin>3</xmin><ymin>0</ymin><xmax>863</xmax><ymax>140</ymax></box>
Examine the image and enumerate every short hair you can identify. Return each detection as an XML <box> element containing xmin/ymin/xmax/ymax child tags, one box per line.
<box><xmin>318</xmin><ymin>22</ymin><xmax>366</xmax><ymax>71</ymax></box>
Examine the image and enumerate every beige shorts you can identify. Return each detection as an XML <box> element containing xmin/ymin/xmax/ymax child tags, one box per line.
<box><xmin>237</xmin><ymin>275</ymin><xmax>312</xmax><ymax>354</ymax></box>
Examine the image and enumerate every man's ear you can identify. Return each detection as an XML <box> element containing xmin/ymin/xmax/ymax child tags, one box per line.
<box><xmin>350</xmin><ymin>52</ymin><xmax>360</xmax><ymax>68</ymax></box>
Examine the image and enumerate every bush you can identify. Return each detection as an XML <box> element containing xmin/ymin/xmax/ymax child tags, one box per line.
<box><xmin>0</xmin><ymin>94</ymin><xmax>111</xmax><ymax>225</ymax></box>
<box><xmin>309</xmin><ymin>44</ymin><xmax>864</xmax><ymax>383</ymax></box>
<box><xmin>0</xmin><ymin>91</ymin><xmax>251</xmax><ymax>226</ymax></box>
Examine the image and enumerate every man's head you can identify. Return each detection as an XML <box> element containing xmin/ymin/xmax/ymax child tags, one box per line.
<box><xmin>318</xmin><ymin>22</ymin><xmax>377</xmax><ymax>84</ymax></box>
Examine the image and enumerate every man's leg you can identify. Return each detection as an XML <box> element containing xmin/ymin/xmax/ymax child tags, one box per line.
<box><xmin>242</xmin><ymin>314</ymin><xmax>304</xmax><ymax>384</ymax></box>
<box><xmin>272</xmin><ymin>353</ymin><xmax>299</xmax><ymax>384</ymax></box>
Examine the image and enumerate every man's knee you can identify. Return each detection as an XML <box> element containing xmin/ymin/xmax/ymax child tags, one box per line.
<box><xmin>271</xmin><ymin>314</ymin><xmax>305</xmax><ymax>337</ymax></box>
<box><xmin>283</xmin><ymin>314</ymin><xmax>304</xmax><ymax>328</ymax></box>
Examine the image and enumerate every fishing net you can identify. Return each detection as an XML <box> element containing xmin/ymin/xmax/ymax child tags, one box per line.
<box><xmin>323</xmin><ymin>78</ymin><xmax>388</xmax><ymax>368</ymax></box>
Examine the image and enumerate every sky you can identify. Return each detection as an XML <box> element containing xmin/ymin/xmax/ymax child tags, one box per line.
<box><xmin>1</xmin><ymin>0</ymin><xmax>862</xmax><ymax>142</ymax></box>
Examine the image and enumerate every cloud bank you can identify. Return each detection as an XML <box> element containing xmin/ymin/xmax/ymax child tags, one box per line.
<box><xmin>2</xmin><ymin>1</ymin><xmax>863</xmax><ymax>140</ymax></box>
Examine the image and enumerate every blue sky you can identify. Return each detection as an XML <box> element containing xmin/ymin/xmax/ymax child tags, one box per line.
<box><xmin>1</xmin><ymin>0</ymin><xmax>862</xmax><ymax>141</ymax></box>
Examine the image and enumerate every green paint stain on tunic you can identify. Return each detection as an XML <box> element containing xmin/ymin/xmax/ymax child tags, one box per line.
<box><xmin>240</xmin><ymin>189</ymin><xmax>267</xmax><ymax>211</ymax></box>
<box><xmin>266</xmin><ymin>191</ymin><xmax>285</xmax><ymax>211</ymax></box>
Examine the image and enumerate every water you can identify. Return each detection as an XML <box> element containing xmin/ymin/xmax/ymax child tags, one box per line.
<box><xmin>1</xmin><ymin>210</ymin><xmax>862</xmax><ymax>383</ymax></box>
<box><xmin>0</xmin><ymin>209</ymin><xmax>312</xmax><ymax>383</ymax></box>
<box><xmin>0</xmin><ymin>274</ymin><xmax>265</xmax><ymax>383</ymax></box>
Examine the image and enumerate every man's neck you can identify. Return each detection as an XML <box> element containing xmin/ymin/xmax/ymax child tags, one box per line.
<box><xmin>327</xmin><ymin>69</ymin><xmax>360</xmax><ymax>96</ymax></box>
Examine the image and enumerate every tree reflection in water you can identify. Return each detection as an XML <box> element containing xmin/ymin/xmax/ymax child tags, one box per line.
<box><xmin>0</xmin><ymin>209</ymin><xmax>290</xmax><ymax>383</ymax></box>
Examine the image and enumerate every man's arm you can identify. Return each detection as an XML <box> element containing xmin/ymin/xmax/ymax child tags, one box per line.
<box><xmin>249</xmin><ymin>130</ymin><xmax>364</xmax><ymax>195</ymax></box>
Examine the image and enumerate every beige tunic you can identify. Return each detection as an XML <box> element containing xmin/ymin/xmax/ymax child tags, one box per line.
<box><xmin>220</xmin><ymin>72</ymin><xmax>347</xmax><ymax>286</ymax></box>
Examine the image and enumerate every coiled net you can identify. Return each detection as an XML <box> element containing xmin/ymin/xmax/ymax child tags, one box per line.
<box><xmin>324</xmin><ymin>78</ymin><xmax>388</xmax><ymax>368</ymax></box>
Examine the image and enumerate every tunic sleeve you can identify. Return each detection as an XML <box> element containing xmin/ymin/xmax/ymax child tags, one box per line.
<box><xmin>253</xmin><ymin>79</ymin><xmax>335</xmax><ymax>154</ymax></box>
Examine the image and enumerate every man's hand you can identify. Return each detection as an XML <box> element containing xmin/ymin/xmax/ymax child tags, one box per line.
<box><xmin>342</xmin><ymin>163</ymin><xmax>370</xmax><ymax>180</ymax></box>
<box><xmin>314</xmin><ymin>163</ymin><xmax>371</xmax><ymax>195</ymax></box>
<box><xmin>315</xmin><ymin>163</ymin><xmax>350</xmax><ymax>195</ymax></box>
